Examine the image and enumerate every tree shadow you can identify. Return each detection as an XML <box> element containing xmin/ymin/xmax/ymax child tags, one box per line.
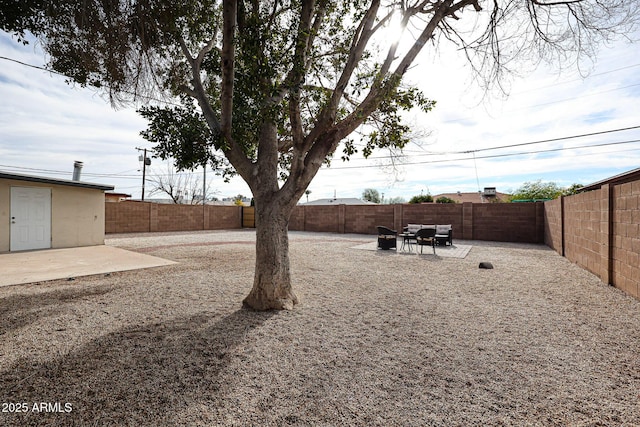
<box><xmin>0</xmin><ymin>308</ymin><xmax>274</xmax><ymax>426</ymax></box>
<box><xmin>0</xmin><ymin>285</ymin><xmax>116</xmax><ymax>336</ymax></box>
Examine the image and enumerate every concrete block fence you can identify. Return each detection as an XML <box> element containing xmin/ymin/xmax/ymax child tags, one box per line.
<box><xmin>105</xmin><ymin>193</ymin><xmax>639</xmax><ymax>301</ymax></box>
<box><xmin>105</xmin><ymin>202</ymin><xmax>243</xmax><ymax>233</ymax></box>
<box><xmin>107</xmin><ymin>201</ymin><xmax>545</xmax><ymax>243</ymax></box>
<box><xmin>288</xmin><ymin>202</ymin><xmax>545</xmax><ymax>243</ymax></box>
<box><xmin>544</xmin><ymin>182</ymin><xmax>640</xmax><ymax>300</ymax></box>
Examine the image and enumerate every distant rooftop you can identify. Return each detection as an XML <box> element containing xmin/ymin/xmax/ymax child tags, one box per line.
<box><xmin>433</xmin><ymin>189</ymin><xmax>510</xmax><ymax>204</ymax></box>
<box><xmin>300</xmin><ymin>197</ymin><xmax>374</xmax><ymax>205</ymax></box>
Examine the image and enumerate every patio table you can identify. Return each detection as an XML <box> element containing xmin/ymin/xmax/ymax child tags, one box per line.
<box><xmin>398</xmin><ymin>233</ymin><xmax>416</xmax><ymax>252</ymax></box>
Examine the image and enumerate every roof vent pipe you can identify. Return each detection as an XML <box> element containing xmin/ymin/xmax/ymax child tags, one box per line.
<box><xmin>72</xmin><ymin>161</ymin><xmax>83</xmax><ymax>181</ymax></box>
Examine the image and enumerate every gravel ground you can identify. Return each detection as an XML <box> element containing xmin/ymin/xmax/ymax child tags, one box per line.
<box><xmin>1</xmin><ymin>230</ymin><xmax>639</xmax><ymax>426</ymax></box>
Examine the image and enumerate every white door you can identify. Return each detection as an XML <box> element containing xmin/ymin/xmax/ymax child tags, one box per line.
<box><xmin>10</xmin><ymin>187</ymin><xmax>52</xmax><ymax>251</ymax></box>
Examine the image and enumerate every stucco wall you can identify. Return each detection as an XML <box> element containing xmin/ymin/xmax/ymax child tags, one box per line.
<box><xmin>0</xmin><ymin>178</ymin><xmax>106</xmax><ymax>252</ymax></box>
<box><xmin>0</xmin><ymin>182</ymin><xmax>10</xmax><ymax>251</ymax></box>
<box><xmin>51</xmin><ymin>185</ymin><xmax>105</xmax><ymax>249</ymax></box>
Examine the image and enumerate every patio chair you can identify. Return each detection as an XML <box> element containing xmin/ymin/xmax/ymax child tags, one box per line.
<box><xmin>415</xmin><ymin>227</ymin><xmax>436</xmax><ymax>254</ymax></box>
<box><xmin>376</xmin><ymin>226</ymin><xmax>398</xmax><ymax>250</ymax></box>
<box><xmin>435</xmin><ymin>224</ymin><xmax>453</xmax><ymax>246</ymax></box>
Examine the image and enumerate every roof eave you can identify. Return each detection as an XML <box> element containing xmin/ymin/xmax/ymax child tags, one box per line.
<box><xmin>0</xmin><ymin>171</ymin><xmax>114</xmax><ymax>191</ymax></box>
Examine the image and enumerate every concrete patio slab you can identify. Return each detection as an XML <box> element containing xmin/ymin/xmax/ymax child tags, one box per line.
<box><xmin>352</xmin><ymin>241</ymin><xmax>472</xmax><ymax>258</ymax></box>
<box><xmin>0</xmin><ymin>245</ymin><xmax>176</xmax><ymax>287</ymax></box>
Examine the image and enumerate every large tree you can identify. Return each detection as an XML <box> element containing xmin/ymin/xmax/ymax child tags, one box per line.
<box><xmin>2</xmin><ymin>1</ymin><xmax>637</xmax><ymax>310</ymax></box>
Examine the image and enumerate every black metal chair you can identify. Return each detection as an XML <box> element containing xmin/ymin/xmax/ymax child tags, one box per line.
<box><xmin>415</xmin><ymin>227</ymin><xmax>436</xmax><ymax>254</ymax></box>
<box><xmin>376</xmin><ymin>226</ymin><xmax>397</xmax><ymax>250</ymax></box>
<box><xmin>435</xmin><ymin>224</ymin><xmax>453</xmax><ymax>246</ymax></box>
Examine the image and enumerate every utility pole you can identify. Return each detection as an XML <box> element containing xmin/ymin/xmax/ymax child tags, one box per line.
<box><xmin>142</xmin><ymin>148</ymin><xmax>147</xmax><ymax>201</ymax></box>
<box><xmin>202</xmin><ymin>161</ymin><xmax>207</xmax><ymax>228</ymax></box>
<box><xmin>136</xmin><ymin>147</ymin><xmax>151</xmax><ymax>201</ymax></box>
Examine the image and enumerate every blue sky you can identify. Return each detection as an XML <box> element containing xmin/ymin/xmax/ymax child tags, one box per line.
<box><xmin>1</xmin><ymin>28</ymin><xmax>639</xmax><ymax>202</ymax></box>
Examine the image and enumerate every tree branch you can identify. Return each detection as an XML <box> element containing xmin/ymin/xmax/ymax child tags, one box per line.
<box><xmin>531</xmin><ymin>0</ymin><xmax>584</xmax><ymax>6</ymax></box>
<box><xmin>288</xmin><ymin>0</ymin><xmax>316</xmax><ymax>148</ymax></box>
<box><xmin>221</xmin><ymin>0</ymin><xmax>237</xmax><ymax>139</ymax></box>
<box><xmin>309</xmin><ymin>0</ymin><xmax>381</xmax><ymax>137</ymax></box>
<box><xmin>175</xmin><ymin>3</ymin><xmax>255</xmax><ymax>185</ymax></box>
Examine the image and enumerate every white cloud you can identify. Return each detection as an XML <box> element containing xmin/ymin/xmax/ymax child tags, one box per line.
<box><xmin>1</xmin><ymin>27</ymin><xmax>639</xmax><ymax>202</ymax></box>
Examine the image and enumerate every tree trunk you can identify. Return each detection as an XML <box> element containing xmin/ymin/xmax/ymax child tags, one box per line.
<box><xmin>242</xmin><ymin>197</ymin><xmax>299</xmax><ymax>311</ymax></box>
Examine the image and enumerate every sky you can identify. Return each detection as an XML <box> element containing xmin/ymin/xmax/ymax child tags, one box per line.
<box><xmin>1</xmin><ymin>21</ymin><xmax>639</xmax><ymax>203</ymax></box>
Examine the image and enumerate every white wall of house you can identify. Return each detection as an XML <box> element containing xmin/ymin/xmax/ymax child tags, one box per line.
<box><xmin>0</xmin><ymin>177</ymin><xmax>107</xmax><ymax>252</ymax></box>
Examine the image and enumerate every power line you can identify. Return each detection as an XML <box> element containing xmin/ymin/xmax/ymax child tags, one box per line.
<box><xmin>0</xmin><ymin>55</ymin><xmax>67</xmax><ymax>77</ymax></box>
<box><xmin>353</xmin><ymin>124</ymin><xmax>640</xmax><ymax>159</ymax></box>
<box><xmin>0</xmin><ymin>55</ymin><xmax>183</xmax><ymax>107</ymax></box>
<box><xmin>2</xmin><ymin>53</ymin><xmax>640</xmax><ymax>119</ymax></box>
<box><xmin>463</xmin><ymin>125</ymin><xmax>640</xmax><ymax>154</ymax></box>
<box><xmin>325</xmin><ymin>138</ymin><xmax>640</xmax><ymax>170</ymax></box>
<box><xmin>3</xmin><ymin>133</ymin><xmax>639</xmax><ymax>176</ymax></box>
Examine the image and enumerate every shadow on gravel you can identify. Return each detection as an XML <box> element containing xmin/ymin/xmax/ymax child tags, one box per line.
<box><xmin>0</xmin><ymin>309</ymin><xmax>274</xmax><ymax>427</ymax></box>
<box><xmin>0</xmin><ymin>285</ymin><xmax>115</xmax><ymax>336</ymax></box>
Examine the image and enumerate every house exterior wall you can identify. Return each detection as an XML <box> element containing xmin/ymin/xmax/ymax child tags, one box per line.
<box><xmin>0</xmin><ymin>182</ymin><xmax>10</xmax><ymax>251</ymax></box>
<box><xmin>0</xmin><ymin>178</ymin><xmax>106</xmax><ymax>252</ymax></box>
<box><xmin>51</xmin><ymin>185</ymin><xmax>105</xmax><ymax>249</ymax></box>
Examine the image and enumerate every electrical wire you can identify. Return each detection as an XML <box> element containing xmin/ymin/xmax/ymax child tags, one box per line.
<box><xmin>3</xmin><ymin>135</ymin><xmax>640</xmax><ymax>176</ymax></box>
<box><xmin>2</xmin><ymin>53</ymin><xmax>639</xmax><ymax>179</ymax></box>
<box><xmin>343</xmin><ymin>124</ymin><xmax>640</xmax><ymax>160</ymax></box>
<box><xmin>0</xmin><ymin>55</ymin><xmax>183</xmax><ymax>107</ymax></box>
<box><xmin>324</xmin><ymin>138</ymin><xmax>640</xmax><ymax>170</ymax></box>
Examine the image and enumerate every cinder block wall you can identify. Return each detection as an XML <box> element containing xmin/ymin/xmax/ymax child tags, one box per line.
<box><xmin>297</xmin><ymin>205</ymin><xmax>343</xmax><ymax>233</ymax></box>
<box><xmin>400</xmin><ymin>203</ymin><xmax>463</xmax><ymax>235</ymax></box>
<box><xmin>105</xmin><ymin>202</ymin><xmax>242</xmax><ymax>233</ymax></box>
<box><xmin>563</xmin><ymin>189</ymin><xmax>607</xmax><ymax>281</ymax></box>
<box><xmin>208</xmin><ymin>206</ymin><xmax>244</xmax><ymax>230</ymax></box>
<box><xmin>612</xmin><ymin>182</ymin><xmax>640</xmax><ymax>299</ymax></box>
<box><xmin>105</xmin><ymin>201</ymin><xmax>151</xmax><ymax>233</ymax></box>
<box><xmin>544</xmin><ymin>197</ymin><xmax>563</xmax><ymax>254</ymax></box>
<box><xmin>545</xmin><ymin>181</ymin><xmax>640</xmax><ymax>301</ymax></box>
<box><xmin>344</xmin><ymin>205</ymin><xmax>395</xmax><ymax>234</ymax></box>
<box><xmin>156</xmin><ymin>204</ymin><xmax>204</xmax><ymax>232</ymax></box>
<box><xmin>472</xmin><ymin>203</ymin><xmax>544</xmax><ymax>242</ymax></box>
<box><xmin>289</xmin><ymin>202</ymin><xmax>543</xmax><ymax>243</ymax></box>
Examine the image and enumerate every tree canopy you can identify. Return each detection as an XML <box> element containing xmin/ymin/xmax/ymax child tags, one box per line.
<box><xmin>362</xmin><ymin>188</ymin><xmax>382</xmax><ymax>204</ymax></box>
<box><xmin>409</xmin><ymin>194</ymin><xmax>433</xmax><ymax>204</ymax></box>
<box><xmin>3</xmin><ymin>0</ymin><xmax>637</xmax><ymax>309</ymax></box>
<box><xmin>435</xmin><ymin>196</ymin><xmax>456</xmax><ymax>204</ymax></box>
<box><xmin>509</xmin><ymin>180</ymin><xmax>584</xmax><ymax>201</ymax></box>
